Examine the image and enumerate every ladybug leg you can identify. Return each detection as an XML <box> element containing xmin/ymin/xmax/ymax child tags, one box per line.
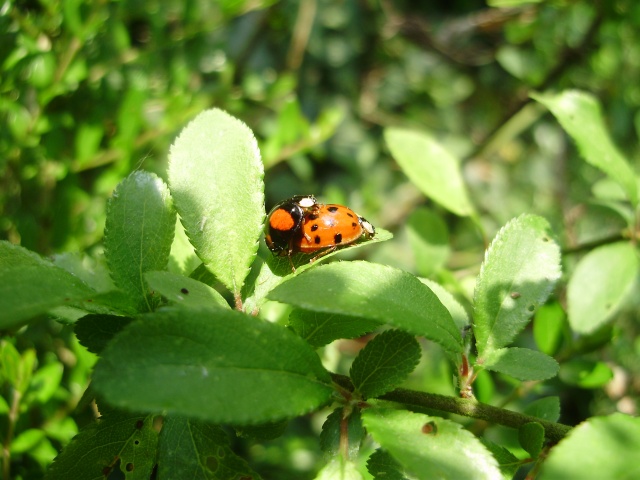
<box><xmin>309</xmin><ymin>246</ymin><xmax>337</xmax><ymax>264</ymax></box>
<box><xmin>287</xmin><ymin>254</ymin><xmax>296</xmax><ymax>272</ymax></box>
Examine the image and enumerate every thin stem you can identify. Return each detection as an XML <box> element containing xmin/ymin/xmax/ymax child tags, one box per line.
<box><xmin>330</xmin><ymin>373</ymin><xmax>572</xmax><ymax>444</ymax></box>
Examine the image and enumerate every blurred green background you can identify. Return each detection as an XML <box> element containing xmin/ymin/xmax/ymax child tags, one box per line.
<box><xmin>2</xmin><ymin>0</ymin><xmax>640</xmax><ymax>478</ymax></box>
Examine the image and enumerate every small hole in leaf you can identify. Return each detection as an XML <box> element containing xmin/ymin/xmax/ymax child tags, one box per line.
<box><xmin>126</xmin><ymin>463</ymin><xmax>134</xmax><ymax>472</ymax></box>
<box><xmin>181</xmin><ymin>287</ymin><xmax>189</xmax><ymax>294</ymax></box>
<box><xmin>421</xmin><ymin>421</ymin><xmax>438</xmax><ymax>434</ymax></box>
<box><xmin>134</xmin><ymin>439</ymin><xmax>140</xmax><ymax>445</ymax></box>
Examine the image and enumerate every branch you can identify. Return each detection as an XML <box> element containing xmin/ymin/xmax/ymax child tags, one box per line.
<box><xmin>331</xmin><ymin>373</ymin><xmax>572</xmax><ymax>444</ymax></box>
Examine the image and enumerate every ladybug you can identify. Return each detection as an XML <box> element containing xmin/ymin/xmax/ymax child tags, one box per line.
<box><xmin>265</xmin><ymin>195</ymin><xmax>375</xmax><ymax>270</ymax></box>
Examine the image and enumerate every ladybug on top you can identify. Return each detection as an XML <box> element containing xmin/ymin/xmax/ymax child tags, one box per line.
<box><xmin>265</xmin><ymin>195</ymin><xmax>376</xmax><ymax>271</ymax></box>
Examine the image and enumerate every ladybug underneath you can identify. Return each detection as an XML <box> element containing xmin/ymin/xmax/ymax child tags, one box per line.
<box><xmin>265</xmin><ymin>195</ymin><xmax>375</xmax><ymax>270</ymax></box>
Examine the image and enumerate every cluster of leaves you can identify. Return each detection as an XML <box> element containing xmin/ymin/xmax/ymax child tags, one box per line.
<box><xmin>3</xmin><ymin>0</ymin><xmax>640</xmax><ymax>479</ymax></box>
<box><xmin>2</xmin><ymin>102</ymin><xmax>639</xmax><ymax>479</ymax></box>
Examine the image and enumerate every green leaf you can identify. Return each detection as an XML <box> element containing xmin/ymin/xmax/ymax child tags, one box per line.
<box><xmin>0</xmin><ymin>341</ymin><xmax>22</xmax><ymax>387</ymax></box>
<box><xmin>0</xmin><ymin>264</ymin><xmax>96</xmax><ymax>330</ymax></box>
<box><xmin>350</xmin><ymin>330</ymin><xmax>421</xmax><ymax>399</ymax></box>
<box><xmin>145</xmin><ymin>271</ymin><xmax>229</xmax><ymax>310</ymax></box>
<box><xmin>26</xmin><ymin>362</ymin><xmax>63</xmax><ymax>405</ymax></box>
<box><xmin>519</xmin><ymin>422</ymin><xmax>545</xmax><ymax>458</ymax></box>
<box><xmin>524</xmin><ymin>397</ymin><xmax>561</xmax><ymax>423</ymax></box>
<box><xmin>104</xmin><ymin>171</ymin><xmax>176</xmax><ymax>312</ymax></box>
<box><xmin>242</xmin><ymin>228</ymin><xmax>392</xmax><ymax>313</ymax></box>
<box><xmin>540</xmin><ymin>414</ymin><xmax>640</xmax><ymax>479</ymax></box>
<box><xmin>92</xmin><ymin>307</ymin><xmax>332</xmax><ymax>424</ymax></box>
<box><xmin>566</xmin><ymin>242</ymin><xmax>638</xmax><ymax>334</ymax></box>
<box><xmin>0</xmin><ymin>240</ymin><xmax>50</xmax><ymax>267</ymax></box>
<box><xmin>361</xmin><ymin>409</ymin><xmax>501</xmax><ymax>479</ymax></box>
<box><xmin>46</xmin><ymin>412</ymin><xmax>158</xmax><ymax>480</ymax></box>
<box><xmin>288</xmin><ymin>309</ymin><xmax>381</xmax><ymax>348</ymax></box>
<box><xmin>559</xmin><ymin>359</ymin><xmax>613</xmax><ymax>388</ymax></box>
<box><xmin>532</xmin><ymin>90</ymin><xmax>638</xmax><ymax>206</ymax></box>
<box><xmin>479</xmin><ymin>439</ymin><xmax>519</xmax><ymax>480</ymax></box>
<box><xmin>419</xmin><ymin>279</ymin><xmax>470</xmax><ymax>331</ymax></box>
<box><xmin>319</xmin><ymin>408</ymin><xmax>365</xmax><ymax>459</ymax></box>
<box><xmin>481</xmin><ymin>347</ymin><xmax>559</xmax><ymax>381</ymax></box>
<box><xmin>384</xmin><ymin>128</ymin><xmax>474</xmax><ymax>216</ymax></box>
<box><xmin>234</xmin><ymin>420</ymin><xmax>289</xmax><ymax>442</ymax></box>
<box><xmin>366</xmin><ymin>449</ymin><xmax>409</xmax><ymax>480</ymax></box>
<box><xmin>10</xmin><ymin>429</ymin><xmax>46</xmax><ymax>455</ymax></box>
<box><xmin>406</xmin><ymin>208</ymin><xmax>451</xmax><ymax>276</ymax></box>
<box><xmin>268</xmin><ymin>262</ymin><xmax>462</xmax><ymax>355</ymax></box>
<box><xmin>74</xmin><ymin>314</ymin><xmax>133</xmax><ymax>354</ymax></box>
<box><xmin>168</xmin><ymin>109</ymin><xmax>265</xmax><ymax>295</ymax></box>
<box><xmin>158</xmin><ymin>415</ymin><xmax>261</xmax><ymax>480</ymax></box>
<box><xmin>533</xmin><ymin>302</ymin><xmax>565</xmax><ymax>356</ymax></box>
<box><xmin>316</xmin><ymin>458</ymin><xmax>364</xmax><ymax>480</ymax></box>
<box><xmin>473</xmin><ymin>214</ymin><xmax>561</xmax><ymax>358</ymax></box>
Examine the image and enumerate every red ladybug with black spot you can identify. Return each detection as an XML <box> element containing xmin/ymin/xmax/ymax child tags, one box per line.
<box><xmin>265</xmin><ymin>195</ymin><xmax>375</xmax><ymax>270</ymax></box>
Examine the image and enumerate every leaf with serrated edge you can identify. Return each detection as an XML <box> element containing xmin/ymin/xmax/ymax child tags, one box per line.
<box><xmin>320</xmin><ymin>408</ymin><xmax>365</xmax><ymax>459</ymax></box>
<box><xmin>532</xmin><ymin>90</ymin><xmax>638</xmax><ymax>206</ymax></box>
<box><xmin>92</xmin><ymin>307</ymin><xmax>332</xmax><ymax>424</ymax></box>
<box><xmin>473</xmin><ymin>214</ymin><xmax>561</xmax><ymax>358</ymax></box>
<box><xmin>145</xmin><ymin>271</ymin><xmax>229</xmax><ymax>310</ymax></box>
<box><xmin>385</xmin><ymin>128</ymin><xmax>474</xmax><ymax>216</ymax></box>
<box><xmin>362</xmin><ymin>408</ymin><xmax>501</xmax><ymax>480</ymax></box>
<box><xmin>268</xmin><ymin>262</ymin><xmax>462</xmax><ymax>355</ymax></box>
<box><xmin>46</xmin><ymin>412</ymin><xmax>157</xmax><ymax>480</ymax></box>
<box><xmin>350</xmin><ymin>330</ymin><xmax>421</xmax><ymax>399</ymax></box>
<box><xmin>367</xmin><ymin>449</ymin><xmax>409</xmax><ymax>480</ymax></box>
<box><xmin>0</xmin><ymin>264</ymin><xmax>96</xmax><ymax>330</ymax></box>
<box><xmin>519</xmin><ymin>422</ymin><xmax>545</xmax><ymax>458</ymax></box>
<box><xmin>158</xmin><ymin>415</ymin><xmax>261</xmax><ymax>480</ymax></box>
<box><xmin>288</xmin><ymin>309</ymin><xmax>381</xmax><ymax>348</ymax></box>
<box><xmin>540</xmin><ymin>414</ymin><xmax>640</xmax><ymax>479</ymax></box>
<box><xmin>242</xmin><ymin>228</ymin><xmax>393</xmax><ymax>314</ymax></box>
<box><xmin>168</xmin><ymin>109</ymin><xmax>265</xmax><ymax>295</ymax></box>
<box><xmin>567</xmin><ymin>242</ymin><xmax>637</xmax><ymax>334</ymax></box>
<box><xmin>482</xmin><ymin>347</ymin><xmax>559</xmax><ymax>381</ymax></box>
<box><xmin>104</xmin><ymin>171</ymin><xmax>176</xmax><ymax>312</ymax></box>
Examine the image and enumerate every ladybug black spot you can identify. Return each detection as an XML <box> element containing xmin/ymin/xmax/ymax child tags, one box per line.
<box><xmin>351</xmin><ymin>222</ymin><xmax>357</xmax><ymax>227</ymax></box>
<box><xmin>308</xmin><ymin>213</ymin><xmax>319</xmax><ymax>220</ymax></box>
<box><xmin>310</xmin><ymin>224</ymin><xmax>319</xmax><ymax>231</ymax></box>
<box><xmin>347</xmin><ymin>212</ymin><xmax>354</xmax><ymax>218</ymax></box>
<box><xmin>314</xmin><ymin>235</ymin><xmax>321</xmax><ymax>244</ymax></box>
<box><xmin>328</xmin><ymin>206</ymin><xmax>339</xmax><ymax>213</ymax></box>
<box><xmin>334</xmin><ymin>233</ymin><xmax>343</xmax><ymax>244</ymax></box>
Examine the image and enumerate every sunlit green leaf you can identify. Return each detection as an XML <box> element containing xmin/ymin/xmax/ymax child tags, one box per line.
<box><xmin>481</xmin><ymin>347</ymin><xmax>559</xmax><ymax>381</ymax></box>
<box><xmin>104</xmin><ymin>171</ymin><xmax>176</xmax><ymax>312</ymax></box>
<box><xmin>362</xmin><ymin>409</ymin><xmax>501</xmax><ymax>479</ymax></box>
<box><xmin>533</xmin><ymin>90</ymin><xmax>638</xmax><ymax>206</ymax></box>
<box><xmin>473</xmin><ymin>215</ymin><xmax>561</xmax><ymax>358</ymax></box>
<box><xmin>540</xmin><ymin>414</ymin><xmax>640</xmax><ymax>479</ymax></box>
<box><xmin>567</xmin><ymin>242</ymin><xmax>637</xmax><ymax>334</ymax></box>
<box><xmin>168</xmin><ymin>109</ymin><xmax>265</xmax><ymax>295</ymax></box>
<box><xmin>268</xmin><ymin>262</ymin><xmax>462</xmax><ymax>355</ymax></box>
<box><xmin>384</xmin><ymin>128</ymin><xmax>474</xmax><ymax>216</ymax></box>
